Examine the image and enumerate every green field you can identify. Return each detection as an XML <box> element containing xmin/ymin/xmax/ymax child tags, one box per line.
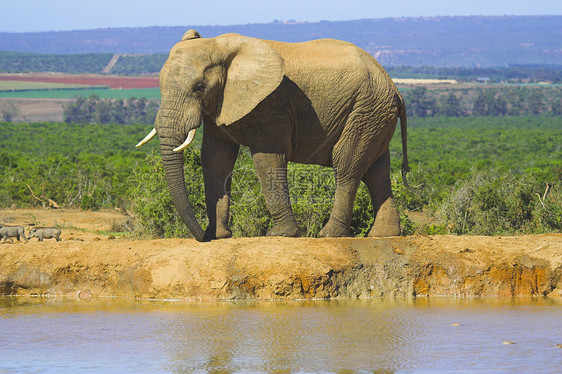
<box><xmin>0</xmin><ymin>87</ymin><xmax>160</xmax><ymax>99</ymax></box>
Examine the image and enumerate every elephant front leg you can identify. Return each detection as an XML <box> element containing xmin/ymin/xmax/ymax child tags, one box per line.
<box><xmin>201</xmin><ymin>132</ymin><xmax>240</xmax><ymax>240</ymax></box>
<box><xmin>252</xmin><ymin>152</ymin><xmax>300</xmax><ymax>237</ymax></box>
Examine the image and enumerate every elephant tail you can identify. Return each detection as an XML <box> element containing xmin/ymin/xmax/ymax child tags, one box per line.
<box><xmin>398</xmin><ymin>96</ymin><xmax>411</xmax><ymax>188</ymax></box>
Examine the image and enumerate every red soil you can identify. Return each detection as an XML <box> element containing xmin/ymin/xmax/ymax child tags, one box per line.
<box><xmin>0</xmin><ymin>73</ymin><xmax>159</xmax><ymax>89</ymax></box>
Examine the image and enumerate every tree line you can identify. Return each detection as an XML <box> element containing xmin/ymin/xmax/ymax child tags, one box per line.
<box><xmin>403</xmin><ymin>86</ymin><xmax>561</xmax><ymax>117</ymax></box>
<box><xmin>110</xmin><ymin>54</ymin><xmax>167</xmax><ymax>75</ymax></box>
<box><xmin>63</xmin><ymin>95</ymin><xmax>158</xmax><ymax>125</ymax></box>
<box><xmin>0</xmin><ymin>51</ymin><xmax>113</xmax><ymax>74</ymax></box>
<box><xmin>61</xmin><ymin>86</ymin><xmax>560</xmax><ymax>128</ymax></box>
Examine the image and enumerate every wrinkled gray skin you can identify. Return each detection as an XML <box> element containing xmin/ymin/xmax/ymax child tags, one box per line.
<box><xmin>145</xmin><ymin>30</ymin><xmax>409</xmax><ymax>241</ymax></box>
<box><xmin>29</xmin><ymin>227</ymin><xmax>61</xmax><ymax>241</ymax></box>
<box><xmin>0</xmin><ymin>225</ymin><xmax>27</xmax><ymax>243</ymax></box>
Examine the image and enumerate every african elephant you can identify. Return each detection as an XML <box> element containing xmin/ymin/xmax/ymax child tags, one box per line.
<box><xmin>0</xmin><ymin>225</ymin><xmax>27</xmax><ymax>243</ymax></box>
<box><xmin>137</xmin><ymin>30</ymin><xmax>409</xmax><ymax>242</ymax></box>
<box><xmin>29</xmin><ymin>227</ymin><xmax>61</xmax><ymax>241</ymax></box>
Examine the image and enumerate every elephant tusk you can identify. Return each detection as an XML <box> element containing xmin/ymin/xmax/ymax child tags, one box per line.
<box><xmin>136</xmin><ymin>128</ymin><xmax>157</xmax><ymax>148</ymax></box>
<box><xmin>173</xmin><ymin>129</ymin><xmax>197</xmax><ymax>152</ymax></box>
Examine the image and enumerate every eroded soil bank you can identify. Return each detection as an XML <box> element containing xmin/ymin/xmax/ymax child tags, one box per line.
<box><xmin>1</xmin><ymin>233</ymin><xmax>560</xmax><ymax>300</ymax></box>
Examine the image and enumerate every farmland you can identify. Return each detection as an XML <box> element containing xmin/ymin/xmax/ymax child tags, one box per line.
<box><xmin>2</xmin><ymin>71</ymin><xmax>561</xmax><ymax>123</ymax></box>
<box><xmin>0</xmin><ymin>87</ymin><xmax>160</xmax><ymax>100</ymax></box>
<box><xmin>0</xmin><ymin>73</ymin><xmax>160</xmax><ymax>121</ymax></box>
<box><xmin>0</xmin><ymin>80</ymin><xmax>106</xmax><ymax>92</ymax></box>
<box><xmin>0</xmin><ymin>73</ymin><xmax>159</xmax><ymax>99</ymax></box>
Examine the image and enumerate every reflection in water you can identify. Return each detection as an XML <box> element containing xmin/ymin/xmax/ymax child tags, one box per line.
<box><xmin>0</xmin><ymin>297</ymin><xmax>561</xmax><ymax>373</ymax></box>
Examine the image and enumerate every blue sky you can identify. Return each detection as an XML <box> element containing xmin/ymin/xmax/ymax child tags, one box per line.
<box><xmin>2</xmin><ymin>0</ymin><xmax>561</xmax><ymax>32</ymax></box>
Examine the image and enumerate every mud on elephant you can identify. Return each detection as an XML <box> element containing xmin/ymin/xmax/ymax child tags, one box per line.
<box><xmin>137</xmin><ymin>30</ymin><xmax>409</xmax><ymax>241</ymax></box>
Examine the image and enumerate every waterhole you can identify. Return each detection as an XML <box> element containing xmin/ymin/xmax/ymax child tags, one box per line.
<box><xmin>1</xmin><ymin>297</ymin><xmax>560</xmax><ymax>373</ymax></box>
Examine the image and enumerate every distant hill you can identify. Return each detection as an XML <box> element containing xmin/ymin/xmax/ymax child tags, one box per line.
<box><xmin>0</xmin><ymin>16</ymin><xmax>561</xmax><ymax>67</ymax></box>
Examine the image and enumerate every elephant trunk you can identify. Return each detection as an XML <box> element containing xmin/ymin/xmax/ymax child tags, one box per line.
<box><xmin>160</xmin><ymin>140</ymin><xmax>206</xmax><ymax>242</ymax></box>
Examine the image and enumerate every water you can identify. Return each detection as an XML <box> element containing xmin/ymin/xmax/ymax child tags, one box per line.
<box><xmin>0</xmin><ymin>297</ymin><xmax>560</xmax><ymax>373</ymax></box>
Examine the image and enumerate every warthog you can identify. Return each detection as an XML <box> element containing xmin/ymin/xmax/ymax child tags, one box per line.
<box><xmin>29</xmin><ymin>227</ymin><xmax>62</xmax><ymax>241</ymax></box>
<box><xmin>0</xmin><ymin>225</ymin><xmax>27</xmax><ymax>243</ymax></box>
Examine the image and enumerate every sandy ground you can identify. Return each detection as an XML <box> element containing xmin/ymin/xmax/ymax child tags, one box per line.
<box><xmin>1</xmin><ymin>209</ymin><xmax>561</xmax><ymax>300</ymax></box>
<box><xmin>0</xmin><ymin>208</ymin><xmax>126</xmax><ymax>240</ymax></box>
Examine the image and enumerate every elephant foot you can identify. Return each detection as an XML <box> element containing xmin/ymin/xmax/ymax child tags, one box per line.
<box><xmin>369</xmin><ymin>222</ymin><xmax>400</xmax><ymax>237</ymax></box>
<box><xmin>368</xmin><ymin>199</ymin><xmax>401</xmax><ymax>237</ymax></box>
<box><xmin>266</xmin><ymin>221</ymin><xmax>300</xmax><ymax>237</ymax></box>
<box><xmin>204</xmin><ymin>226</ymin><xmax>232</xmax><ymax>241</ymax></box>
<box><xmin>318</xmin><ymin>218</ymin><xmax>350</xmax><ymax>237</ymax></box>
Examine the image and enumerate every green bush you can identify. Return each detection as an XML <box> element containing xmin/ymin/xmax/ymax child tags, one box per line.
<box><xmin>128</xmin><ymin>150</ymin><xmax>206</xmax><ymax>238</ymax></box>
<box><xmin>3</xmin><ymin>117</ymin><xmax>560</xmax><ymax>237</ymax></box>
<box><xmin>441</xmin><ymin>170</ymin><xmax>561</xmax><ymax>235</ymax></box>
<box><xmin>229</xmin><ymin>149</ymin><xmax>271</xmax><ymax>237</ymax></box>
<box><xmin>531</xmin><ymin>181</ymin><xmax>562</xmax><ymax>231</ymax></box>
<box><xmin>128</xmin><ymin>147</ymin><xmax>561</xmax><ymax>238</ymax></box>
<box><xmin>399</xmin><ymin>214</ymin><xmax>416</xmax><ymax>236</ymax></box>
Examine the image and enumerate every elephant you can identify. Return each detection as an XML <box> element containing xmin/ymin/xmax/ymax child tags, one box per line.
<box><xmin>0</xmin><ymin>225</ymin><xmax>27</xmax><ymax>243</ymax></box>
<box><xmin>29</xmin><ymin>227</ymin><xmax>61</xmax><ymax>241</ymax></box>
<box><xmin>136</xmin><ymin>30</ymin><xmax>409</xmax><ymax>242</ymax></box>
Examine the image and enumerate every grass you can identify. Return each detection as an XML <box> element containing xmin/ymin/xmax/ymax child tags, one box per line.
<box><xmin>0</xmin><ymin>87</ymin><xmax>161</xmax><ymax>99</ymax></box>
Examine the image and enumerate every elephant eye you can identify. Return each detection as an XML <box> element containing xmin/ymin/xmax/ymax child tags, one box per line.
<box><xmin>194</xmin><ymin>83</ymin><xmax>206</xmax><ymax>93</ymax></box>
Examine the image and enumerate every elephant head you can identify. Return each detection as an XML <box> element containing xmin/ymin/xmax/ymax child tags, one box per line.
<box><xmin>136</xmin><ymin>30</ymin><xmax>285</xmax><ymax>241</ymax></box>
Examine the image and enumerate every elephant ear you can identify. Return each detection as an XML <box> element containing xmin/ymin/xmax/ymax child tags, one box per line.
<box><xmin>214</xmin><ymin>34</ymin><xmax>285</xmax><ymax>126</ymax></box>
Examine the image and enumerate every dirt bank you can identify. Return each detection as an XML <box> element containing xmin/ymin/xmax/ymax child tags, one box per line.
<box><xmin>0</xmin><ymin>209</ymin><xmax>561</xmax><ymax>300</ymax></box>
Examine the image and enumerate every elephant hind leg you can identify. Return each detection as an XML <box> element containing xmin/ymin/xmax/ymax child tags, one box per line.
<box><xmin>318</xmin><ymin>137</ymin><xmax>366</xmax><ymax>237</ymax></box>
<box><xmin>318</xmin><ymin>107</ymin><xmax>399</xmax><ymax>238</ymax></box>
<box><xmin>362</xmin><ymin>151</ymin><xmax>401</xmax><ymax>237</ymax></box>
<box><xmin>318</xmin><ymin>180</ymin><xmax>359</xmax><ymax>237</ymax></box>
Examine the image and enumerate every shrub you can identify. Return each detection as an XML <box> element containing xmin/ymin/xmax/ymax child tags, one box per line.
<box><xmin>128</xmin><ymin>148</ymin><xmax>561</xmax><ymax>238</ymax></box>
<box><xmin>229</xmin><ymin>149</ymin><xmax>271</xmax><ymax>237</ymax></box>
<box><xmin>399</xmin><ymin>214</ymin><xmax>416</xmax><ymax>236</ymax></box>
<box><xmin>128</xmin><ymin>150</ymin><xmax>206</xmax><ymax>238</ymax></box>
<box><xmin>531</xmin><ymin>181</ymin><xmax>562</xmax><ymax>232</ymax></box>
<box><xmin>441</xmin><ymin>169</ymin><xmax>561</xmax><ymax>235</ymax></box>
<box><xmin>129</xmin><ymin>147</ymin><xmax>396</xmax><ymax>238</ymax></box>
